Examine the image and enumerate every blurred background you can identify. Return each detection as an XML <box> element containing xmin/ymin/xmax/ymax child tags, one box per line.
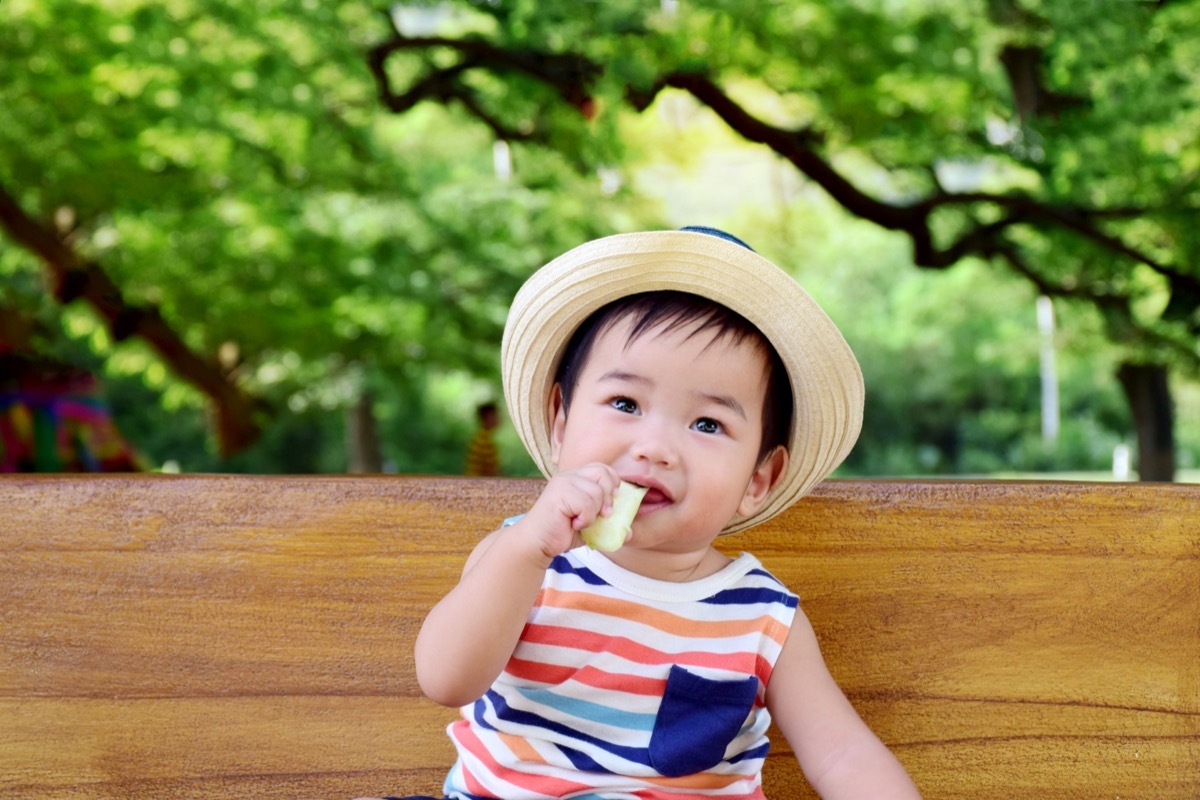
<box><xmin>3</xmin><ymin>0</ymin><xmax>1198</xmax><ymax>481</ymax></box>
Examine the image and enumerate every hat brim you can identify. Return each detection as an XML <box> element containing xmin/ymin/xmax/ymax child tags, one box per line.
<box><xmin>501</xmin><ymin>230</ymin><xmax>864</xmax><ymax>534</ymax></box>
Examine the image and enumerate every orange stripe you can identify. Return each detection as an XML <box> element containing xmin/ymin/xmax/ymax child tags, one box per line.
<box><xmin>642</xmin><ymin>769</ymin><xmax>750</xmax><ymax>790</ymax></box>
<box><xmin>497</xmin><ymin>731</ymin><xmax>544</xmax><ymax>764</ymax></box>
<box><xmin>539</xmin><ymin>586</ymin><xmax>789</xmax><ymax>646</ymax></box>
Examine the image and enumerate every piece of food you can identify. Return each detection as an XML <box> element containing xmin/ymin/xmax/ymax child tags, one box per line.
<box><xmin>581</xmin><ymin>481</ymin><xmax>648</xmax><ymax>552</ymax></box>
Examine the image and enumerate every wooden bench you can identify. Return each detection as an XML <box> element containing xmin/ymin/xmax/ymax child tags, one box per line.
<box><xmin>2</xmin><ymin>475</ymin><xmax>1197</xmax><ymax>799</ymax></box>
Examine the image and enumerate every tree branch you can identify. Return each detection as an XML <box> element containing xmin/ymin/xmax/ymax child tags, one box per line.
<box><xmin>366</xmin><ymin>34</ymin><xmax>1200</xmax><ymax>357</ymax></box>
<box><xmin>365</xmin><ymin>31</ymin><xmax>599</xmax><ymax>136</ymax></box>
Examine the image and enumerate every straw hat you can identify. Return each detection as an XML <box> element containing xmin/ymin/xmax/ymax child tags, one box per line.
<box><xmin>501</xmin><ymin>227</ymin><xmax>864</xmax><ymax>534</ymax></box>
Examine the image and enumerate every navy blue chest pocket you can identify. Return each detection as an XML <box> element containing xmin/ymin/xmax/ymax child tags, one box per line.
<box><xmin>648</xmin><ymin>664</ymin><xmax>760</xmax><ymax>777</ymax></box>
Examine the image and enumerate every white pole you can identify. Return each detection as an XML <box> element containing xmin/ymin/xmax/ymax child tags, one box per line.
<box><xmin>1036</xmin><ymin>296</ymin><xmax>1059</xmax><ymax>442</ymax></box>
<box><xmin>493</xmin><ymin>140</ymin><xmax>512</xmax><ymax>181</ymax></box>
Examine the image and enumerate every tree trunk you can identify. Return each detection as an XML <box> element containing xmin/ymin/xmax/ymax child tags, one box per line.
<box><xmin>1115</xmin><ymin>362</ymin><xmax>1175</xmax><ymax>482</ymax></box>
<box><xmin>345</xmin><ymin>391</ymin><xmax>383</xmax><ymax>474</ymax></box>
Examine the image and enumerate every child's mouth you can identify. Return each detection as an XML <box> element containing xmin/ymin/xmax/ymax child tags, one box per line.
<box><xmin>635</xmin><ymin>486</ymin><xmax>670</xmax><ymax>511</ymax></box>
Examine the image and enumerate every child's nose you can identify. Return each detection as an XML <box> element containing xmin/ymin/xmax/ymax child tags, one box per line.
<box><xmin>630</xmin><ymin>421</ymin><xmax>679</xmax><ymax>468</ymax></box>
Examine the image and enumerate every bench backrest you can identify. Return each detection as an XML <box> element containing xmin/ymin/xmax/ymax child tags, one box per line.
<box><xmin>2</xmin><ymin>475</ymin><xmax>1197</xmax><ymax>799</ymax></box>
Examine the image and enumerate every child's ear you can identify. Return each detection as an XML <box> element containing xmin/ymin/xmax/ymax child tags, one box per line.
<box><xmin>549</xmin><ymin>383</ymin><xmax>567</xmax><ymax>467</ymax></box>
<box><xmin>737</xmin><ymin>446</ymin><xmax>789</xmax><ymax>518</ymax></box>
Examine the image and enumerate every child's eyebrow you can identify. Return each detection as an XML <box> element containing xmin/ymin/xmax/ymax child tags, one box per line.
<box><xmin>697</xmin><ymin>392</ymin><xmax>748</xmax><ymax>421</ymax></box>
<box><xmin>598</xmin><ymin>369</ymin><xmax>648</xmax><ymax>385</ymax></box>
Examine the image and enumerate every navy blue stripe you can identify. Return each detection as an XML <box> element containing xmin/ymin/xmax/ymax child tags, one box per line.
<box><xmin>557</xmin><ymin>742</ymin><xmax>612</xmax><ymax>773</ymax></box>
<box><xmin>703</xmin><ymin>586</ymin><xmax>799</xmax><ymax>609</ymax></box>
<box><xmin>470</xmin><ymin>697</ymin><xmax>497</xmax><ymax>731</ymax></box>
<box><xmin>548</xmin><ymin>554</ymin><xmax>608</xmax><ymax>586</ymax></box>
<box><xmin>729</xmin><ymin>740</ymin><xmax>771</xmax><ymax>764</ymax></box>
<box><xmin>747</xmin><ymin>567</ymin><xmax>788</xmax><ymax>586</ymax></box>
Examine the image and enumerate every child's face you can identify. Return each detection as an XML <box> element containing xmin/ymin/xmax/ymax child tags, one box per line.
<box><xmin>550</xmin><ymin>314</ymin><xmax>787</xmax><ymax>554</ymax></box>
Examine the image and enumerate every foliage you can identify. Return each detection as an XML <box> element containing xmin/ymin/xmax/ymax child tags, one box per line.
<box><xmin>3</xmin><ymin>0</ymin><xmax>1198</xmax><ymax>477</ymax></box>
<box><xmin>732</xmin><ymin>201</ymin><xmax>1136</xmax><ymax>477</ymax></box>
<box><xmin>363</xmin><ymin>0</ymin><xmax>1199</xmax><ymax>477</ymax></box>
<box><xmin>1</xmin><ymin>0</ymin><xmax>655</xmax><ymax>470</ymax></box>
<box><xmin>369</xmin><ymin>0</ymin><xmax>1200</xmax><ymax>369</ymax></box>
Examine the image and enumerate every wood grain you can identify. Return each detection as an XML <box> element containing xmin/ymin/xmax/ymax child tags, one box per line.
<box><xmin>2</xmin><ymin>475</ymin><xmax>1197</xmax><ymax>799</ymax></box>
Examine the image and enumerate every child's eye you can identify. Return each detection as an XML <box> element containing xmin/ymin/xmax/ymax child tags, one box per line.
<box><xmin>611</xmin><ymin>397</ymin><xmax>638</xmax><ymax>414</ymax></box>
<box><xmin>692</xmin><ymin>417</ymin><xmax>723</xmax><ymax>435</ymax></box>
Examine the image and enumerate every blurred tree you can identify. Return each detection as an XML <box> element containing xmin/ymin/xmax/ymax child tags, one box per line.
<box><xmin>365</xmin><ymin>0</ymin><xmax>1200</xmax><ymax>479</ymax></box>
<box><xmin>0</xmin><ymin>0</ymin><xmax>652</xmax><ymax>468</ymax></box>
<box><xmin>743</xmin><ymin>207</ymin><xmax>1133</xmax><ymax>477</ymax></box>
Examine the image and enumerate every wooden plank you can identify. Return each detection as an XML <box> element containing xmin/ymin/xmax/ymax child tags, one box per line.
<box><xmin>1</xmin><ymin>475</ymin><xmax>1197</xmax><ymax>798</ymax></box>
<box><xmin>2</xmin><ymin>697</ymin><xmax>455</xmax><ymax>798</ymax></box>
<box><xmin>744</xmin><ymin>480</ymin><xmax>1200</xmax><ymax>799</ymax></box>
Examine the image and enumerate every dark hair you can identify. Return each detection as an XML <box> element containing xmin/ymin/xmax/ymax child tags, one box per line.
<box><xmin>554</xmin><ymin>291</ymin><xmax>793</xmax><ymax>465</ymax></box>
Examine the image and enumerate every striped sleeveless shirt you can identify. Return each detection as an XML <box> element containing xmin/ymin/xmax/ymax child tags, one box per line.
<box><xmin>443</xmin><ymin>545</ymin><xmax>799</xmax><ymax>799</ymax></box>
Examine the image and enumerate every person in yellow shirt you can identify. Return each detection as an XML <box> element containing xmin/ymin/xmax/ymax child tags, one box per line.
<box><xmin>464</xmin><ymin>401</ymin><xmax>501</xmax><ymax>477</ymax></box>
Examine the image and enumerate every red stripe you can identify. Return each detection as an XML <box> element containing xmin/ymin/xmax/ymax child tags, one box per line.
<box><xmin>572</xmin><ymin>664</ymin><xmax>667</xmax><ymax>696</ymax></box>
<box><xmin>523</xmin><ymin>623</ymin><xmax>765</xmax><ymax>675</ymax></box>
<box><xmin>505</xmin><ymin>656</ymin><xmax>576</xmax><ymax>684</ymax></box>
<box><xmin>504</xmin><ymin>658</ymin><xmax>669</xmax><ymax>697</ymax></box>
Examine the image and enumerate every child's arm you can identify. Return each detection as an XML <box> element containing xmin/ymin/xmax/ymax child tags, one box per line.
<box><xmin>413</xmin><ymin>463</ymin><xmax>621</xmax><ymax>707</ymax></box>
<box><xmin>766</xmin><ymin>610</ymin><xmax>922</xmax><ymax>799</ymax></box>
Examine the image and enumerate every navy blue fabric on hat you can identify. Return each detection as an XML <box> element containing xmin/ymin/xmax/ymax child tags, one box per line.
<box><xmin>678</xmin><ymin>225</ymin><xmax>757</xmax><ymax>252</ymax></box>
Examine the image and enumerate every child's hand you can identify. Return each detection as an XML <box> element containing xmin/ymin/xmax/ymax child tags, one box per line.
<box><xmin>415</xmin><ymin>462</ymin><xmax>623</xmax><ymax>707</ymax></box>
<box><xmin>518</xmin><ymin>462</ymin><xmax>622</xmax><ymax>560</ymax></box>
